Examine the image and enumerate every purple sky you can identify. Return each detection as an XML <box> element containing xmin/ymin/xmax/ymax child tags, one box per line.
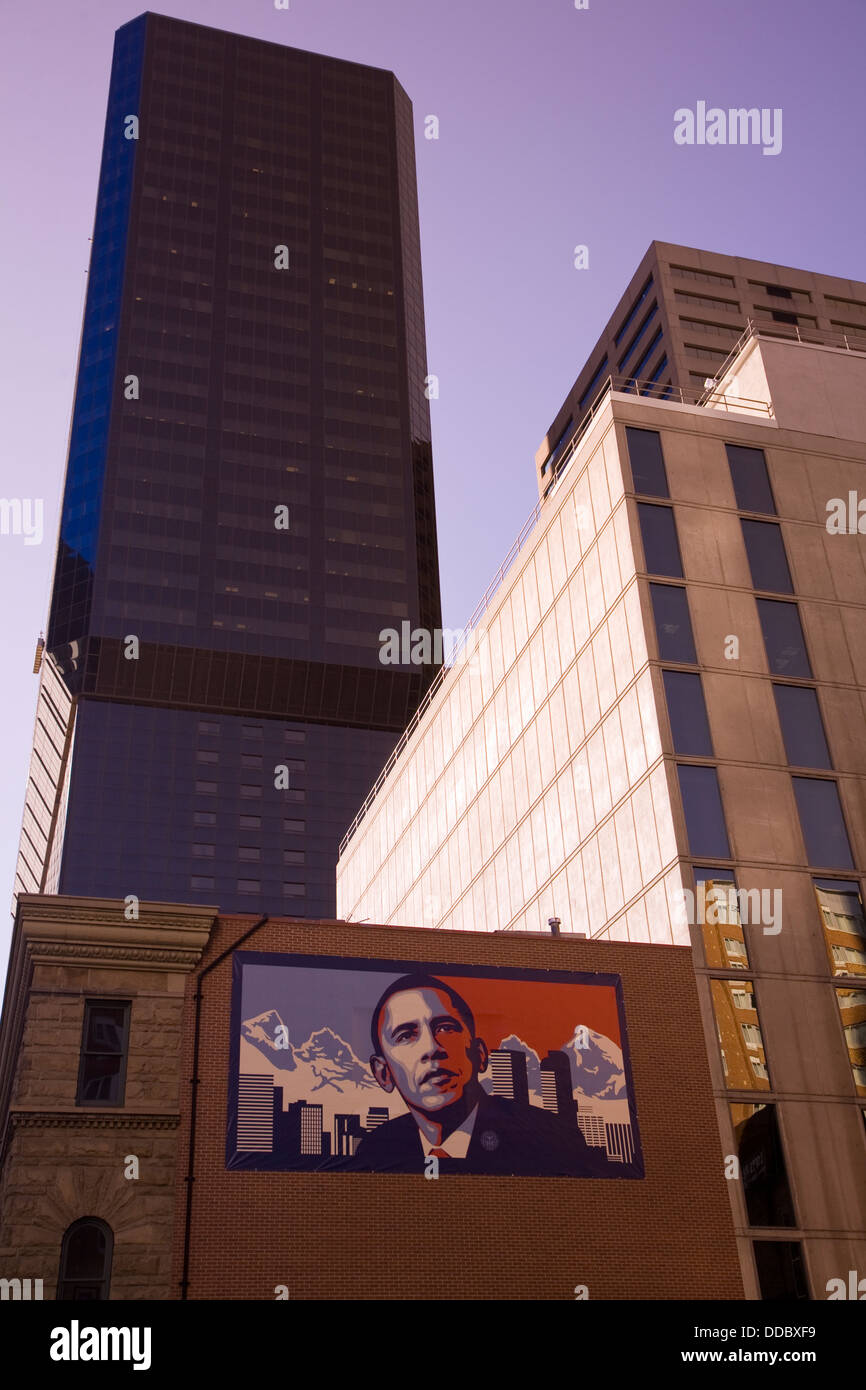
<box><xmin>1</xmin><ymin>0</ymin><xmax>864</xmax><ymax>960</ymax></box>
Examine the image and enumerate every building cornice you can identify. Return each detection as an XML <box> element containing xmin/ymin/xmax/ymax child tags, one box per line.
<box><xmin>0</xmin><ymin>895</ymin><xmax>217</xmax><ymax>1166</ymax></box>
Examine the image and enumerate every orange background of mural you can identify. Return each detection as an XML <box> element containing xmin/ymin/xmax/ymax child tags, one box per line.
<box><xmin>438</xmin><ymin>974</ymin><xmax>622</xmax><ymax>1056</ymax></box>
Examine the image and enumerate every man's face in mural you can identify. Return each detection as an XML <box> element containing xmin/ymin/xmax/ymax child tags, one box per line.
<box><xmin>371</xmin><ymin>986</ymin><xmax>488</xmax><ymax>1115</ymax></box>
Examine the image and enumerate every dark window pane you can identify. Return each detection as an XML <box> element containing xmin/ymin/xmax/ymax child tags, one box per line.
<box><xmin>78</xmin><ymin>1054</ymin><xmax>123</xmax><ymax>1104</ymax></box>
<box><xmin>752</xmin><ymin>1241</ymin><xmax>809</xmax><ymax>1301</ymax></box>
<box><xmin>773</xmin><ymin>685</ymin><xmax>831</xmax><ymax>768</ymax></box>
<box><xmin>725</xmin><ymin>444</ymin><xmax>776</xmax><ymax>514</ymax></box>
<box><xmin>663</xmin><ymin>670</ymin><xmax>713</xmax><ymax>755</ymax></box>
<box><xmin>756</xmin><ymin>599</ymin><xmax>812</xmax><ymax>677</ymax></box>
<box><xmin>650</xmin><ymin>584</ymin><xmax>696</xmax><ymax>662</ymax></box>
<box><xmin>741</xmin><ymin>520</ymin><xmax>793</xmax><ymax>593</ymax></box>
<box><xmin>84</xmin><ymin>1006</ymin><xmax>126</xmax><ymax>1053</ymax></box>
<box><xmin>626</xmin><ymin>427</ymin><xmax>668</xmax><ymax>496</ymax></box>
<box><xmin>638</xmin><ymin>503</ymin><xmax>683</xmax><ymax>577</ymax></box>
<box><xmin>677</xmin><ymin>764</ymin><xmax>730</xmax><ymax>858</ymax></box>
<box><xmin>731</xmin><ymin>1104</ymin><xmax>796</xmax><ymax>1226</ymax></box>
<box><xmin>58</xmin><ymin>1220</ymin><xmax>113</xmax><ymax>1301</ymax></box>
<box><xmin>77</xmin><ymin>1000</ymin><xmax>130</xmax><ymax>1106</ymax></box>
<box><xmin>792</xmin><ymin>777</ymin><xmax>854</xmax><ymax>867</ymax></box>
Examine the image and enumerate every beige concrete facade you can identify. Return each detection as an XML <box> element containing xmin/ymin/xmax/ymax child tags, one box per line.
<box><xmin>0</xmin><ymin>896</ymin><xmax>214</xmax><ymax>1299</ymax></box>
<box><xmin>337</xmin><ymin>332</ymin><xmax>866</xmax><ymax>1297</ymax></box>
<box><xmin>534</xmin><ymin>239</ymin><xmax>866</xmax><ymax>498</ymax></box>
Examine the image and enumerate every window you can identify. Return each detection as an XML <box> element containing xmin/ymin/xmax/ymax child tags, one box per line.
<box><xmin>773</xmin><ymin>685</ymin><xmax>831</xmax><ymax>768</ymax></box>
<box><xmin>240</xmin><ymin>784</ymin><xmax>262</xmax><ymax>799</ymax></box>
<box><xmin>663</xmin><ymin>670</ymin><xmax>713</xmax><ymax>755</ymax></box>
<box><xmin>815</xmin><ymin>878</ymin><xmax>866</xmax><ymax>977</ymax></box>
<box><xmin>710</xmin><ymin>981</ymin><xmax>769</xmax><ymax>1090</ymax></box>
<box><xmin>284</xmin><ymin>730</ymin><xmax>306</xmax><ymax>744</ymax></box>
<box><xmin>190</xmin><ymin>875</ymin><xmax>214</xmax><ymax>890</ymax></box>
<box><xmin>650</xmin><ymin>584</ymin><xmax>696</xmax><ymax>662</ymax></box>
<box><xmin>765</xmin><ymin>285</ymin><xmax>793</xmax><ymax>299</ymax></box>
<box><xmin>238</xmin><ymin>879</ymin><xmax>261</xmax><ymax>893</ymax></box>
<box><xmin>283</xmin><ymin>849</ymin><xmax>305</xmax><ymax>865</ymax></box>
<box><xmin>196</xmin><ymin>749</ymin><xmax>219</xmax><ymax>764</ymax></box>
<box><xmin>241</xmin><ymin>754</ymin><xmax>262</xmax><ymax>768</ymax></box>
<box><xmin>741</xmin><ymin>521</ymin><xmax>792</xmax><ymax>593</ymax></box>
<box><xmin>638</xmin><ymin>503</ymin><xmax>683</xmax><ymax>577</ymax></box>
<box><xmin>284</xmin><ymin>819</ymin><xmax>305</xmax><ymax>833</ymax></box>
<box><xmin>283</xmin><ymin>882</ymin><xmax>306</xmax><ymax>897</ymax></box>
<box><xmin>678</xmin><ymin>765</ymin><xmax>730</xmax><ymax>858</ymax></box>
<box><xmin>57</xmin><ymin>1219</ymin><xmax>113</xmax><ymax>1300</ymax></box>
<box><xmin>193</xmin><ymin>812</ymin><xmax>216</xmax><ymax>826</ymax></box>
<box><xmin>242</xmin><ymin>725</ymin><xmax>263</xmax><ymax>739</ymax></box>
<box><xmin>626</xmin><ymin>427</ymin><xmax>668</xmax><ymax>496</ymax></box>
<box><xmin>614</xmin><ymin>275</ymin><xmax>653</xmax><ymax>345</ymax></box>
<box><xmin>725</xmin><ymin>444</ymin><xmax>776</xmax><ymax>514</ymax></box>
<box><xmin>578</xmin><ymin>355</ymin><xmax>609</xmax><ymax>410</ymax></box>
<box><xmin>195</xmin><ymin>780</ymin><xmax>217</xmax><ymax>795</ymax></box>
<box><xmin>752</xmin><ymin>1241</ymin><xmax>809</xmax><ymax>1300</ymax></box>
<box><xmin>76</xmin><ymin>1001</ymin><xmax>130</xmax><ymax>1106</ymax></box>
<box><xmin>239</xmin><ymin>814</ymin><xmax>261</xmax><ymax>829</ymax></box>
<box><xmin>834</xmin><ymin>989</ymin><xmax>866</xmax><ymax>1095</ymax></box>
<box><xmin>192</xmin><ymin>843</ymin><xmax>214</xmax><ymax>857</ymax></box>
<box><xmin>730</xmin><ymin>1104</ymin><xmax>796</xmax><ymax>1227</ymax></box>
<box><xmin>238</xmin><ymin>846</ymin><xmax>260</xmax><ymax>861</ymax></box>
<box><xmin>772</xmin><ymin>310</ymin><xmax>797</xmax><ymax>326</ymax></box>
<box><xmin>792</xmin><ymin>777</ymin><xmax>854</xmax><ymax>867</ymax></box>
<box><xmin>618</xmin><ymin>305</ymin><xmax>658</xmax><ymax>372</ymax></box>
<box><xmin>539</xmin><ymin>417</ymin><xmax>573</xmax><ymax>477</ymax></box>
<box><xmin>756</xmin><ymin>600</ymin><xmax>812</xmax><ymax>677</ymax></box>
<box><xmin>198</xmin><ymin>720</ymin><xmax>219</xmax><ymax>735</ymax></box>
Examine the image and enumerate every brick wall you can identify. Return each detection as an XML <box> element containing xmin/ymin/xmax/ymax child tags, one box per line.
<box><xmin>173</xmin><ymin>916</ymin><xmax>745</xmax><ymax>1301</ymax></box>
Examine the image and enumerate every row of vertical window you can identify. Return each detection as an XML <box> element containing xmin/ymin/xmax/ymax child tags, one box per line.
<box><xmin>630</xmin><ymin>429</ymin><xmax>855</xmax><ymax>869</ymax></box>
<box><xmin>626</xmin><ymin>424</ymin><xmax>864</xmax><ymax>1293</ymax></box>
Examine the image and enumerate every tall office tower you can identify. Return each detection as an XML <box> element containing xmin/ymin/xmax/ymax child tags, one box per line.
<box><xmin>337</xmin><ymin>317</ymin><xmax>866</xmax><ymax>1299</ymax></box>
<box><xmin>535</xmin><ymin>241</ymin><xmax>866</xmax><ymax>497</ymax></box>
<box><xmin>13</xmin><ymin>14</ymin><xmax>440</xmax><ymax>916</ymax></box>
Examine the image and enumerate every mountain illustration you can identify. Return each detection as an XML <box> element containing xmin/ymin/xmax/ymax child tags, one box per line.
<box><xmin>241</xmin><ymin>1013</ymin><xmax>378</xmax><ymax>1093</ymax></box>
<box><xmin>293</xmin><ymin>1027</ymin><xmax>374</xmax><ymax>1091</ymax></box>
<box><xmin>563</xmin><ymin>1026</ymin><xmax>626</xmax><ymax>1099</ymax></box>
<box><xmin>481</xmin><ymin>1028</ymin><xmax>626</xmax><ymax>1102</ymax></box>
<box><xmin>242</xmin><ymin>1010</ymin><xmax>296</xmax><ymax>1072</ymax></box>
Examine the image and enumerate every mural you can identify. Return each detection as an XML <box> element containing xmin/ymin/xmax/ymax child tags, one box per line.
<box><xmin>226</xmin><ymin>952</ymin><xmax>644</xmax><ymax>1178</ymax></box>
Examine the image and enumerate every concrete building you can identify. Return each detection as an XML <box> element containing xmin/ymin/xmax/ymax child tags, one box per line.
<box><xmin>534</xmin><ymin>241</ymin><xmax>866</xmax><ymax>498</ymax></box>
<box><xmin>336</xmin><ymin>323</ymin><xmax>866</xmax><ymax>1298</ymax></box>
<box><xmin>0</xmin><ymin>895</ymin><xmax>213</xmax><ymax>1299</ymax></box>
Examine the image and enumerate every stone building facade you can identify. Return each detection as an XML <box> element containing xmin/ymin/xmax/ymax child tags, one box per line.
<box><xmin>0</xmin><ymin>895</ymin><xmax>214</xmax><ymax>1299</ymax></box>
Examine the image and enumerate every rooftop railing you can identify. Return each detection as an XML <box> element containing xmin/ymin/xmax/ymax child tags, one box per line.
<box><xmin>700</xmin><ymin>317</ymin><xmax>866</xmax><ymax>397</ymax></box>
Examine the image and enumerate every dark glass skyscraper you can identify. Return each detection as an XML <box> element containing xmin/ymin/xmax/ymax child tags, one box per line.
<box><xmin>14</xmin><ymin>13</ymin><xmax>440</xmax><ymax>916</ymax></box>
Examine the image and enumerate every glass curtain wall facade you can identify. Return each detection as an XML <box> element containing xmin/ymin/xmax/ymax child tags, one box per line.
<box><xmin>15</xmin><ymin>13</ymin><xmax>441</xmax><ymax>916</ymax></box>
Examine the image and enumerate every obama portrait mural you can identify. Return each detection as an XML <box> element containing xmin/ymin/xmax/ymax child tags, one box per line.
<box><xmin>227</xmin><ymin>952</ymin><xmax>644</xmax><ymax>1179</ymax></box>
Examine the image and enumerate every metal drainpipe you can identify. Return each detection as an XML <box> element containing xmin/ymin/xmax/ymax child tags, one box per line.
<box><xmin>180</xmin><ymin>913</ymin><xmax>269</xmax><ymax>1299</ymax></box>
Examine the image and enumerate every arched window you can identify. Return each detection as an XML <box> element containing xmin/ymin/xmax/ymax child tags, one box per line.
<box><xmin>57</xmin><ymin>1219</ymin><xmax>113</xmax><ymax>1300</ymax></box>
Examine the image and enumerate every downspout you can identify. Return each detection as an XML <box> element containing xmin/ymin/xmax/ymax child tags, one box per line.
<box><xmin>180</xmin><ymin>913</ymin><xmax>269</xmax><ymax>1299</ymax></box>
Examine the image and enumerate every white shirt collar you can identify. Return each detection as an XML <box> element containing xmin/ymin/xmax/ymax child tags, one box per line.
<box><xmin>418</xmin><ymin>1102</ymin><xmax>480</xmax><ymax>1159</ymax></box>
